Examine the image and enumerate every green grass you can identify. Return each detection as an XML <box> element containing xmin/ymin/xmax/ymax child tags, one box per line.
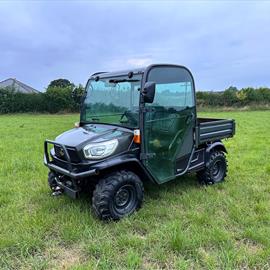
<box><xmin>0</xmin><ymin>111</ymin><xmax>269</xmax><ymax>269</ymax></box>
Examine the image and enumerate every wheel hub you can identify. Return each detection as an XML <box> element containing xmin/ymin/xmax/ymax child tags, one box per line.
<box><xmin>113</xmin><ymin>184</ymin><xmax>137</xmax><ymax>215</ymax></box>
<box><xmin>212</xmin><ymin>161</ymin><xmax>220</xmax><ymax>176</ymax></box>
<box><xmin>115</xmin><ymin>188</ymin><xmax>130</xmax><ymax>207</ymax></box>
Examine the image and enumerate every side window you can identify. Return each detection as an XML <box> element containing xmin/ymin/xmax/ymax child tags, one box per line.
<box><xmin>147</xmin><ymin>67</ymin><xmax>194</xmax><ymax>108</ymax></box>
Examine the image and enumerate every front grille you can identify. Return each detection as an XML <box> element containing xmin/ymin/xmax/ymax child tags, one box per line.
<box><xmin>54</xmin><ymin>145</ymin><xmax>64</xmax><ymax>158</ymax></box>
<box><xmin>54</xmin><ymin>145</ymin><xmax>80</xmax><ymax>163</ymax></box>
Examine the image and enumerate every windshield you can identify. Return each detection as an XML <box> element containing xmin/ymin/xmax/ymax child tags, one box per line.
<box><xmin>81</xmin><ymin>74</ymin><xmax>142</xmax><ymax>128</ymax></box>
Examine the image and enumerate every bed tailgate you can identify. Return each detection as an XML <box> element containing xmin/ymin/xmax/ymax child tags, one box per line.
<box><xmin>197</xmin><ymin>118</ymin><xmax>235</xmax><ymax>144</ymax></box>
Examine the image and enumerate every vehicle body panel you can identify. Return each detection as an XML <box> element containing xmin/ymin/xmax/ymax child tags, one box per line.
<box><xmin>44</xmin><ymin>63</ymin><xmax>235</xmax><ymax>198</ymax></box>
<box><xmin>196</xmin><ymin>118</ymin><xmax>235</xmax><ymax>145</ymax></box>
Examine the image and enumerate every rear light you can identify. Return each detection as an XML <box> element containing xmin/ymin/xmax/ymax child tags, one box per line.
<box><xmin>74</xmin><ymin>122</ymin><xmax>80</xmax><ymax>128</ymax></box>
<box><xmin>133</xmin><ymin>129</ymin><xmax>141</xmax><ymax>144</ymax></box>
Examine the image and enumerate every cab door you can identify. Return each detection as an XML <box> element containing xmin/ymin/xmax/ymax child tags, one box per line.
<box><xmin>142</xmin><ymin>66</ymin><xmax>196</xmax><ymax>184</ymax></box>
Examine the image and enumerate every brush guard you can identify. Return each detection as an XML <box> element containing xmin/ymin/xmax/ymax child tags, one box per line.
<box><xmin>44</xmin><ymin>140</ymin><xmax>98</xmax><ymax>198</ymax></box>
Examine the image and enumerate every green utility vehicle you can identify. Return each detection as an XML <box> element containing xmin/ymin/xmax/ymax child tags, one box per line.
<box><xmin>44</xmin><ymin>64</ymin><xmax>235</xmax><ymax>220</ymax></box>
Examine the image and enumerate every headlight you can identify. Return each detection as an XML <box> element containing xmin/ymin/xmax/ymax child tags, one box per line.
<box><xmin>83</xmin><ymin>139</ymin><xmax>118</xmax><ymax>159</ymax></box>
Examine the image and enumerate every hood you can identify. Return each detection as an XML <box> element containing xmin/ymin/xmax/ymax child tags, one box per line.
<box><xmin>55</xmin><ymin>124</ymin><xmax>133</xmax><ymax>149</ymax></box>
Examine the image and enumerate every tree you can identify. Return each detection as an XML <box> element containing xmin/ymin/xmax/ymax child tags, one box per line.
<box><xmin>226</xmin><ymin>86</ymin><xmax>238</xmax><ymax>92</ymax></box>
<box><xmin>72</xmin><ymin>84</ymin><xmax>85</xmax><ymax>106</ymax></box>
<box><xmin>45</xmin><ymin>86</ymin><xmax>74</xmax><ymax>113</ymax></box>
<box><xmin>223</xmin><ymin>86</ymin><xmax>238</xmax><ymax>106</ymax></box>
<box><xmin>48</xmin><ymin>79</ymin><xmax>74</xmax><ymax>89</ymax></box>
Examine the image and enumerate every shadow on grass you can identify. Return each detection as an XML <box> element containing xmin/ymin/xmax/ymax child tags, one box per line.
<box><xmin>50</xmin><ymin>173</ymin><xmax>202</xmax><ymax>220</ymax></box>
<box><xmin>144</xmin><ymin>173</ymin><xmax>200</xmax><ymax>200</ymax></box>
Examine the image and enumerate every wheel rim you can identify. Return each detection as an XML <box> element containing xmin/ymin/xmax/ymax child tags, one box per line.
<box><xmin>211</xmin><ymin>160</ymin><xmax>224</xmax><ymax>182</ymax></box>
<box><xmin>212</xmin><ymin>161</ymin><xmax>220</xmax><ymax>176</ymax></box>
<box><xmin>113</xmin><ymin>184</ymin><xmax>137</xmax><ymax>215</ymax></box>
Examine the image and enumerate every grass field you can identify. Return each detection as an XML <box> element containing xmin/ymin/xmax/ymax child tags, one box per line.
<box><xmin>0</xmin><ymin>111</ymin><xmax>269</xmax><ymax>269</ymax></box>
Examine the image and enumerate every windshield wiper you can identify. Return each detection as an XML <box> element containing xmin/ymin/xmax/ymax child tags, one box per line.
<box><xmin>109</xmin><ymin>79</ymin><xmax>140</xmax><ymax>83</ymax></box>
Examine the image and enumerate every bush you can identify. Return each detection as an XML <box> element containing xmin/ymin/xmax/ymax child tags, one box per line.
<box><xmin>197</xmin><ymin>86</ymin><xmax>270</xmax><ymax>108</ymax></box>
<box><xmin>0</xmin><ymin>85</ymin><xmax>269</xmax><ymax>114</ymax></box>
<box><xmin>0</xmin><ymin>86</ymin><xmax>80</xmax><ymax>114</ymax></box>
<box><xmin>0</xmin><ymin>87</ymin><xmax>46</xmax><ymax>113</ymax></box>
<box><xmin>45</xmin><ymin>86</ymin><xmax>76</xmax><ymax>113</ymax></box>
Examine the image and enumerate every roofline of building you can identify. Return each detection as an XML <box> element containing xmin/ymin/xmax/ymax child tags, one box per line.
<box><xmin>0</xmin><ymin>78</ymin><xmax>40</xmax><ymax>93</ymax></box>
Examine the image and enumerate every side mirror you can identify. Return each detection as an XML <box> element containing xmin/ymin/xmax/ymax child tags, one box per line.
<box><xmin>143</xmin><ymin>81</ymin><xmax>156</xmax><ymax>103</ymax></box>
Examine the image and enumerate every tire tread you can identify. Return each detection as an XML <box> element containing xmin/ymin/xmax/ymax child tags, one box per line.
<box><xmin>92</xmin><ymin>170</ymin><xmax>144</xmax><ymax>220</ymax></box>
<box><xmin>197</xmin><ymin>151</ymin><xmax>228</xmax><ymax>185</ymax></box>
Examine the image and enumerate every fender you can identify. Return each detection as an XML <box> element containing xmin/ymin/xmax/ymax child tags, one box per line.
<box><xmin>205</xmin><ymin>141</ymin><xmax>227</xmax><ymax>165</ymax></box>
<box><xmin>92</xmin><ymin>153</ymin><xmax>157</xmax><ymax>184</ymax></box>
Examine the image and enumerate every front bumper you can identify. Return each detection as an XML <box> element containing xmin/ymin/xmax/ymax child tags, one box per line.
<box><xmin>44</xmin><ymin>140</ymin><xmax>99</xmax><ymax>179</ymax></box>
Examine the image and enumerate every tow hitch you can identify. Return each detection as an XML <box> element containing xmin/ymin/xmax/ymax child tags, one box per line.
<box><xmin>52</xmin><ymin>186</ymin><xmax>63</xmax><ymax>196</ymax></box>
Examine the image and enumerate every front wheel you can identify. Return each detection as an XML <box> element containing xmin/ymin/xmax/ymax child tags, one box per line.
<box><xmin>92</xmin><ymin>170</ymin><xmax>144</xmax><ymax>221</ymax></box>
<box><xmin>48</xmin><ymin>171</ymin><xmax>58</xmax><ymax>191</ymax></box>
<box><xmin>197</xmin><ymin>151</ymin><xmax>228</xmax><ymax>185</ymax></box>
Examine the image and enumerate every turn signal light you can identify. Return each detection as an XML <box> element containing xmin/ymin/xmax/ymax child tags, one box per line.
<box><xmin>133</xmin><ymin>129</ymin><xmax>141</xmax><ymax>144</ymax></box>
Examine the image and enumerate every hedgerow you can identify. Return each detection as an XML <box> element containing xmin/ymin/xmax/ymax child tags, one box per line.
<box><xmin>0</xmin><ymin>85</ymin><xmax>82</xmax><ymax>113</ymax></box>
<box><xmin>0</xmin><ymin>85</ymin><xmax>269</xmax><ymax>113</ymax></box>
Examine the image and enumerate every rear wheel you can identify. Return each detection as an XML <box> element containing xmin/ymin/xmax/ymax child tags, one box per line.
<box><xmin>92</xmin><ymin>170</ymin><xmax>144</xmax><ymax>221</ymax></box>
<box><xmin>197</xmin><ymin>151</ymin><xmax>227</xmax><ymax>185</ymax></box>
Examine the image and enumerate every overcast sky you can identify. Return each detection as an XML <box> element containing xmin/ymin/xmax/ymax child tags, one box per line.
<box><xmin>0</xmin><ymin>1</ymin><xmax>269</xmax><ymax>91</ymax></box>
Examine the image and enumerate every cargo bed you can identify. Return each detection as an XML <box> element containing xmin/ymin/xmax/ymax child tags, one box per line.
<box><xmin>196</xmin><ymin>118</ymin><xmax>235</xmax><ymax>145</ymax></box>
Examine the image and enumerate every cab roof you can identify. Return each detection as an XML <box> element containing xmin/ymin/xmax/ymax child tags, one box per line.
<box><xmin>91</xmin><ymin>67</ymin><xmax>146</xmax><ymax>79</ymax></box>
<box><xmin>90</xmin><ymin>64</ymin><xmax>192</xmax><ymax>80</ymax></box>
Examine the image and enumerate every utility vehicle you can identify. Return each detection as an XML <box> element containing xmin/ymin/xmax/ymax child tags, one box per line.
<box><xmin>44</xmin><ymin>64</ymin><xmax>235</xmax><ymax>220</ymax></box>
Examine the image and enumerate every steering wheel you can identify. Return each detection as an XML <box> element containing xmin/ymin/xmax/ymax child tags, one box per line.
<box><xmin>120</xmin><ymin>111</ymin><xmax>138</xmax><ymax>126</ymax></box>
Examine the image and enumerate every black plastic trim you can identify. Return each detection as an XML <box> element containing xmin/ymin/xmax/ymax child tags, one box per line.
<box><xmin>54</xmin><ymin>177</ymin><xmax>78</xmax><ymax>199</ymax></box>
<box><xmin>205</xmin><ymin>141</ymin><xmax>227</xmax><ymax>165</ymax></box>
<box><xmin>44</xmin><ymin>140</ymin><xmax>99</xmax><ymax>179</ymax></box>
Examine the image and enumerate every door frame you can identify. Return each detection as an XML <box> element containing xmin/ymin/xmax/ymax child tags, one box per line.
<box><xmin>139</xmin><ymin>64</ymin><xmax>198</xmax><ymax>183</ymax></box>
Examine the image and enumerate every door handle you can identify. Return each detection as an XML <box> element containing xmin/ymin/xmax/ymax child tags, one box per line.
<box><xmin>186</xmin><ymin>113</ymin><xmax>194</xmax><ymax>124</ymax></box>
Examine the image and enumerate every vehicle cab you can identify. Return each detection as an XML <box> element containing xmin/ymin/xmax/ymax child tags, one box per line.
<box><xmin>44</xmin><ymin>64</ymin><xmax>234</xmax><ymax>220</ymax></box>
